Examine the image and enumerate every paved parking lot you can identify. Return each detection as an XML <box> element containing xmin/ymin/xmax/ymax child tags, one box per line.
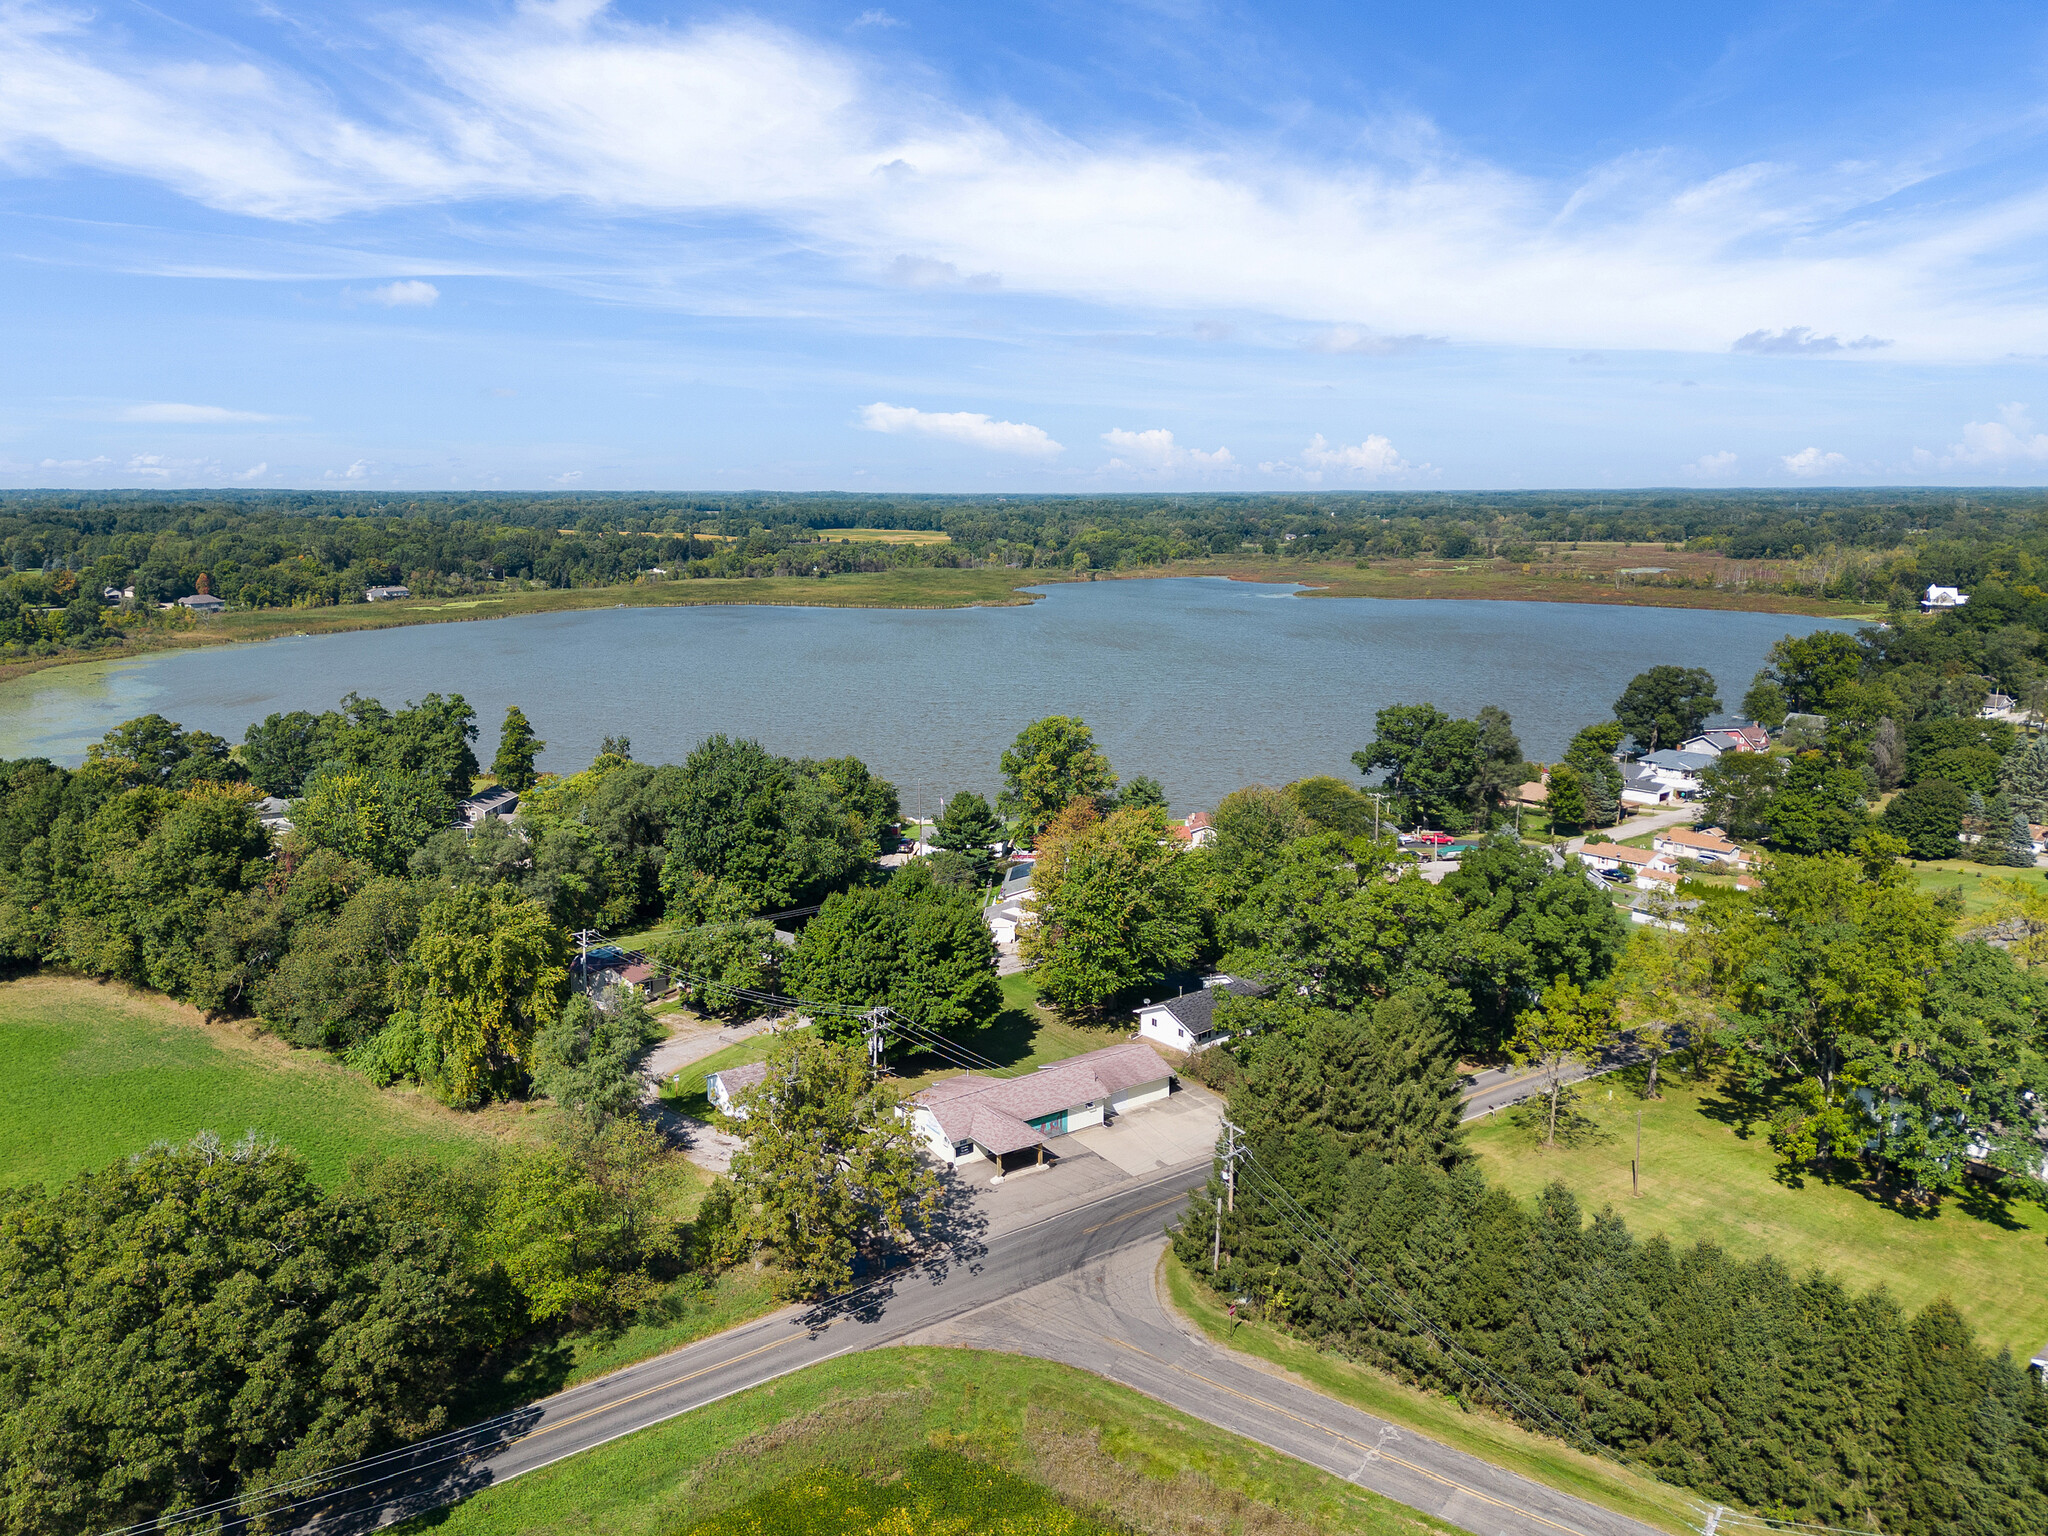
<box><xmin>1066</xmin><ymin>1082</ymin><xmax>1225</xmax><ymax>1176</ymax></box>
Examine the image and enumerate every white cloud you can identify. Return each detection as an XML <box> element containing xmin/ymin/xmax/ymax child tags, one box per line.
<box><xmin>1937</xmin><ymin>403</ymin><xmax>2048</xmax><ymax>467</ymax></box>
<box><xmin>859</xmin><ymin>402</ymin><xmax>1061</xmax><ymax>456</ymax></box>
<box><xmin>1099</xmin><ymin>427</ymin><xmax>1234</xmax><ymax>476</ymax></box>
<box><xmin>236</xmin><ymin>462</ymin><xmax>268</xmax><ymax>480</ymax></box>
<box><xmin>1781</xmin><ymin>446</ymin><xmax>1849</xmax><ymax>477</ymax></box>
<box><xmin>1261</xmin><ymin>433</ymin><xmax>1431</xmax><ymax>483</ymax></box>
<box><xmin>551</xmin><ymin>469</ymin><xmax>584</xmax><ymax>483</ymax></box>
<box><xmin>851</xmin><ymin>9</ymin><xmax>902</xmax><ymax>28</ymax></box>
<box><xmin>121</xmin><ymin>402</ymin><xmax>277</xmax><ymax>423</ymax></box>
<box><xmin>1</xmin><ymin>3</ymin><xmax>2043</xmax><ymax>357</ymax></box>
<box><xmin>326</xmin><ymin>459</ymin><xmax>373</xmax><ymax>480</ymax></box>
<box><xmin>1733</xmin><ymin>327</ymin><xmax>1891</xmax><ymax>355</ymax></box>
<box><xmin>1305</xmin><ymin>327</ymin><xmax>1445</xmax><ymax>356</ymax></box>
<box><xmin>1683</xmin><ymin>450</ymin><xmax>1740</xmax><ymax>478</ymax></box>
<box><xmin>364</xmin><ymin>279</ymin><xmax>440</xmax><ymax>307</ymax></box>
<box><xmin>39</xmin><ymin>455</ymin><xmax>111</xmax><ymax>469</ymax></box>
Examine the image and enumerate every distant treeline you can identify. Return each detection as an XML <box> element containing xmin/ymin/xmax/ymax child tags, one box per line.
<box><xmin>4</xmin><ymin>489</ymin><xmax>2048</xmax><ymax>654</ymax></box>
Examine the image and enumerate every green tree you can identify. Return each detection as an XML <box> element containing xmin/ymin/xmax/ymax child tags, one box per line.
<box><xmin>1509</xmin><ymin>980</ymin><xmax>1615</xmax><ymax>1146</ymax></box>
<box><xmin>529</xmin><ymin>994</ymin><xmax>657</xmax><ymax>1130</ymax></box>
<box><xmin>1286</xmin><ymin>775</ymin><xmax>1378</xmax><ymax>836</ymax></box>
<box><xmin>785</xmin><ymin>864</ymin><xmax>1000</xmax><ymax>1036</ymax></box>
<box><xmin>1766</xmin><ymin>751</ymin><xmax>1869</xmax><ymax>853</ymax></box>
<box><xmin>293</xmin><ymin>762</ymin><xmax>455</xmax><ymax>874</ymax></box>
<box><xmin>241</xmin><ymin>709</ymin><xmax>327</xmax><ymax>796</ymax></box>
<box><xmin>1562</xmin><ymin>723</ymin><xmax>1625</xmax><ymax>828</ymax></box>
<box><xmin>1740</xmin><ymin>671</ymin><xmax>1789</xmax><ymax>730</ymax></box>
<box><xmin>1761</xmin><ymin>631</ymin><xmax>1863</xmax><ymax>713</ymax></box>
<box><xmin>399</xmin><ymin>883</ymin><xmax>570</xmax><ymax>1104</ymax></box>
<box><xmin>2000</xmin><ymin>733</ymin><xmax>2048</xmax><ymax>822</ymax></box>
<box><xmin>1882</xmin><ymin>777</ymin><xmax>1968</xmax><ymax>859</ymax></box>
<box><xmin>998</xmin><ymin>716</ymin><xmax>1117</xmax><ymax>841</ymax></box>
<box><xmin>1113</xmin><ymin>774</ymin><xmax>1168</xmax><ymax>812</ymax></box>
<box><xmin>931</xmin><ymin>789</ymin><xmax>1004</xmax><ymax>881</ymax></box>
<box><xmin>1542</xmin><ymin>764</ymin><xmax>1588</xmax><ymax>832</ymax></box>
<box><xmin>654</xmin><ymin>876</ymin><xmax>781</xmax><ymax>1018</ymax></box>
<box><xmin>1613</xmin><ymin>665</ymin><xmax>1721</xmax><ymax>753</ymax></box>
<box><xmin>710</xmin><ymin>1033</ymin><xmax>942</xmax><ymax>1297</ymax></box>
<box><xmin>1698</xmin><ymin>752</ymin><xmax>1787</xmax><ymax>841</ymax></box>
<box><xmin>1354</xmin><ymin>702</ymin><xmax>1491</xmax><ymax>830</ymax></box>
<box><xmin>1211</xmin><ymin>784</ymin><xmax>1309</xmax><ymax>873</ymax></box>
<box><xmin>1023</xmin><ymin>806</ymin><xmax>1202</xmax><ymax>1016</ymax></box>
<box><xmin>492</xmin><ymin>705</ymin><xmax>544</xmax><ymax>790</ymax></box>
<box><xmin>0</xmin><ymin>1135</ymin><xmax>484</xmax><ymax>1536</ymax></box>
<box><xmin>85</xmin><ymin>714</ymin><xmax>243</xmax><ymax>790</ymax></box>
<box><xmin>658</xmin><ymin>735</ymin><xmax>880</xmax><ymax>913</ymax></box>
<box><xmin>256</xmin><ymin>874</ymin><xmax>425</xmax><ymax>1047</ymax></box>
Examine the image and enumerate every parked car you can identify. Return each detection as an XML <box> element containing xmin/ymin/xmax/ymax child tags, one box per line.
<box><xmin>1405</xmin><ymin>830</ymin><xmax>1455</xmax><ymax>847</ymax></box>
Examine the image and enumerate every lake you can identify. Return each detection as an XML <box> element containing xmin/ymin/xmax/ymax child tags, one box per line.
<box><xmin>0</xmin><ymin>579</ymin><xmax>1861</xmax><ymax>814</ymax></box>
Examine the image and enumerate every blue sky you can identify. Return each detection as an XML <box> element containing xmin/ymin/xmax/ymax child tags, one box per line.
<box><xmin>3</xmin><ymin>0</ymin><xmax>2047</xmax><ymax>492</ymax></box>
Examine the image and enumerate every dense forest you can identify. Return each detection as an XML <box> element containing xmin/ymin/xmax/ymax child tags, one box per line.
<box><xmin>5</xmin><ymin>488</ymin><xmax>2048</xmax><ymax>661</ymax></box>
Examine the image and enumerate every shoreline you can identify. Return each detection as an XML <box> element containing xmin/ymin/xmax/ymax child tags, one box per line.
<box><xmin>0</xmin><ymin>560</ymin><xmax>1880</xmax><ymax>691</ymax></box>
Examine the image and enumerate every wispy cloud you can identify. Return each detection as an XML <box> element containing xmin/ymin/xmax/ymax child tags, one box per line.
<box><xmin>850</xmin><ymin>9</ymin><xmax>902</xmax><ymax>28</ymax></box>
<box><xmin>1733</xmin><ymin>326</ymin><xmax>1891</xmax><ymax>355</ymax></box>
<box><xmin>358</xmin><ymin>279</ymin><xmax>440</xmax><ymax>307</ymax></box>
<box><xmin>859</xmin><ymin>402</ymin><xmax>1062</xmax><ymax>455</ymax></box>
<box><xmin>121</xmin><ymin>402</ymin><xmax>278</xmax><ymax>423</ymax></box>
<box><xmin>0</xmin><ymin>3</ymin><xmax>2040</xmax><ymax>357</ymax></box>
<box><xmin>1305</xmin><ymin>327</ymin><xmax>1445</xmax><ymax>356</ymax></box>
<box><xmin>1683</xmin><ymin>450</ymin><xmax>1740</xmax><ymax>479</ymax></box>
<box><xmin>325</xmin><ymin>459</ymin><xmax>373</xmax><ymax>480</ymax></box>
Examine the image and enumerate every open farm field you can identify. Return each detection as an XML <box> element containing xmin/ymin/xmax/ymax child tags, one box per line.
<box><xmin>1465</xmin><ymin>1077</ymin><xmax>2048</xmax><ymax>1357</ymax></box>
<box><xmin>815</xmin><ymin>526</ymin><xmax>953</xmax><ymax>544</ymax></box>
<box><xmin>393</xmin><ymin>1347</ymin><xmax>1462</xmax><ymax>1536</ymax></box>
<box><xmin>0</xmin><ymin>975</ymin><xmax>534</xmax><ymax>1187</ymax></box>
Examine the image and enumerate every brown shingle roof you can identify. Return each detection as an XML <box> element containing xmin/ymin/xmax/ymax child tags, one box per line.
<box><xmin>911</xmin><ymin>1041</ymin><xmax>1174</xmax><ymax>1148</ymax></box>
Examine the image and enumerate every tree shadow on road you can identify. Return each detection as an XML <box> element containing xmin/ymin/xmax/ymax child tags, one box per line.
<box><xmin>795</xmin><ymin>1163</ymin><xmax>991</xmax><ymax>1330</ymax></box>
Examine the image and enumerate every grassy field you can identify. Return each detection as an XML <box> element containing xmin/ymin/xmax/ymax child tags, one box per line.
<box><xmin>1465</xmin><ymin>1076</ymin><xmax>2048</xmax><ymax>1356</ymax></box>
<box><xmin>815</xmin><ymin>527</ymin><xmax>952</xmax><ymax>544</ymax></box>
<box><xmin>393</xmin><ymin>1347</ymin><xmax>1463</xmax><ymax>1536</ymax></box>
<box><xmin>1904</xmin><ymin>859</ymin><xmax>2030</xmax><ymax>924</ymax></box>
<box><xmin>0</xmin><ymin>976</ymin><xmax>535</xmax><ymax>1187</ymax></box>
<box><xmin>1162</xmin><ymin>1256</ymin><xmax>1698</xmax><ymax>1536</ymax></box>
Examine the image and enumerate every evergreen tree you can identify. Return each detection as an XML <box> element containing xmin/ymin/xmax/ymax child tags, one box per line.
<box><xmin>1542</xmin><ymin>764</ymin><xmax>1589</xmax><ymax>831</ymax></box>
<box><xmin>930</xmin><ymin>789</ymin><xmax>1003</xmax><ymax>880</ymax></box>
<box><xmin>492</xmin><ymin>705</ymin><xmax>543</xmax><ymax>791</ymax></box>
<box><xmin>1562</xmin><ymin>724</ymin><xmax>1624</xmax><ymax>828</ymax></box>
<box><xmin>1999</xmin><ymin>733</ymin><xmax>2048</xmax><ymax>822</ymax></box>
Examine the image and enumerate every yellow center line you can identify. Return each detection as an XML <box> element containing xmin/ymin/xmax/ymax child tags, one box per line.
<box><xmin>1104</xmin><ymin>1338</ymin><xmax>1596</xmax><ymax>1536</ymax></box>
<box><xmin>1081</xmin><ymin>1194</ymin><xmax>1187</xmax><ymax>1234</ymax></box>
<box><xmin>510</xmin><ymin>1332</ymin><xmax>810</xmax><ymax>1445</ymax></box>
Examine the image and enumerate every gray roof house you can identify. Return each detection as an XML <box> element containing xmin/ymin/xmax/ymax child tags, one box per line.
<box><xmin>364</xmin><ymin>585</ymin><xmax>412</xmax><ymax>602</ymax></box>
<box><xmin>173</xmin><ymin>593</ymin><xmax>226</xmax><ymax>614</ymax></box>
<box><xmin>1133</xmin><ymin>975</ymin><xmax>1267</xmax><ymax>1052</ymax></box>
<box><xmin>706</xmin><ymin>1060</ymin><xmax>770</xmax><ymax>1118</ymax></box>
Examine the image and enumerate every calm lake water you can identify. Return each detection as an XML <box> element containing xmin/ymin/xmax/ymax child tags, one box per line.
<box><xmin>0</xmin><ymin>580</ymin><xmax>1860</xmax><ymax>814</ymax></box>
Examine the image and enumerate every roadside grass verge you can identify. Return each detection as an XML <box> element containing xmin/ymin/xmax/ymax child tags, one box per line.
<box><xmin>1160</xmin><ymin>1255</ymin><xmax>1697</xmax><ymax>1536</ymax></box>
<box><xmin>393</xmin><ymin>1347</ymin><xmax>1464</xmax><ymax>1536</ymax></box>
<box><xmin>1465</xmin><ymin>1076</ymin><xmax>2048</xmax><ymax>1357</ymax></box>
<box><xmin>0</xmin><ymin>975</ymin><xmax>535</xmax><ymax>1188</ymax></box>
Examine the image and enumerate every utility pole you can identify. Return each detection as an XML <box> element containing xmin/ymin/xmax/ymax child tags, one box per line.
<box><xmin>864</xmin><ymin>1007</ymin><xmax>888</xmax><ymax>1074</ymax></box>
<box><xmin>1214</xmin><ymin>1117</ymin><xmax>1244</xmax><ymax>1274</ymax></box>
<box><xmin>1633</xmin><ymin>1106</ymin><xmax>1643</xmax><ymax>1196</ymax></box>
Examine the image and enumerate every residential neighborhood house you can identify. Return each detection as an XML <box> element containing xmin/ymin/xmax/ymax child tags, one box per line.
<box><xmin>1678</xmin><ymin>726</ymin><xmax>1770</xmax><ymax>756</ymax></box>
<box><xmin>902</xmin><ymin>1040</ymin><xmax>1176</xmax><ymax>1173</ymax></box>
<box><xmin>1922</xmin><ymin>585</ymin><xmax>1969</xmax><ymax>610</ymax></box>
<box><xmin>1620</xmin><ymin>765</ymin><xmax>1673</xmax><ymax>808</ymax></box>
<box><xmin>364</xmin><ymin>585</ymin><xmax>413</xmax><ymax>602</ymax></box>
<box><xmin>1654</xmin><ymin>826</ymin><xmax>1750</xmax><ymax>867</ymax></box>
<box><xmin>1637</xmin><ymin>749</ymin><xmax>1717</xmax><ymax>796</ymax></box>
<box><xmin>1132</xmin><ymin>974</ymin><xmax>1268</xmax><ymax>1053</ymax></box>
<box><xmin>1167</xmin><ymin>811</ymin><xmax>1217</xmax><ymax>848</ymax></box>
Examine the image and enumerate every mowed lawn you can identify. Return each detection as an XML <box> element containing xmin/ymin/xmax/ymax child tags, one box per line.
<box><xmin>657</xmin><ymin>972</ymin><xmax>1126</xmax><ymax>1121</ymax></box>
<box><xmin>394</xmin><ymin>1347</ymin><xmax>1461</xmax><ymax>1536</ymax></box>
<box><xmin>1466</xmin><ymin>1077</ymin><xmax>2048</xmax><ymax>1358</ymax></box>
<box><xmin>0</xmin><ymin>976</ymin><xmax>527</xmax><ymax>1188</ymax></box>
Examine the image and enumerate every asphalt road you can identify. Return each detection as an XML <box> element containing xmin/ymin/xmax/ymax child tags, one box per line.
<box><xmin>910</xmin><ymin>1237</ymin><xmax>1662</xmax><ymax>1536</ymax></box>
<box><xmin>272</xmin><ymin>1070</ymin><xmax>1647</xmax><ymax>1535</ymax></box>
<box><xmin>292</xmin><ymin>1163</ymin><xmax>1213</xmax><ymax>1533</ymax></box>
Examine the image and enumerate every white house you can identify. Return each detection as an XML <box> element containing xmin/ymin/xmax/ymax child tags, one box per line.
<box><xmin>706</xmin><ymin>1060</ymin><xmax>769</xmax><ymax>1118</ymax></box>
<box><xmin>983</xmin><ymin>896</ymin><xmax>1029</xmax><ymax>947</ymax></box>
<box><xmin>1654</xmin><ymin>826</ymin><xmax>1749</xmax><ymax>867</ymax></box>
<box><xmin>455</xmin><ymin>786</ymin><xmax>519</xmax><ymax>829</ymax></box>
<box><xmin>1577</xmin><ymin>843</ymin><xmax>1675</xmax><ymax>879</ymax></box>
<box><xmin>902</xmin><ymin>1041</ymin><xmax>1175</xmax><ymax>1172</ymax></box>
<box><xmin>365</xmin><ymin>585</ymin><xmax>413</xmax><ymax>602</ymax></box>
<box><xmin>1133</xmin><ymin>975</ymin><xmax>1266</xmax><ymax>1053</ymax></box>
<box><xmin>1638</xmin><ymin>749</ymin><xmax>1717</xmax><ymax>795</ymax></box>
<box><xmin>1922</xmin><ymin>585</ymin><xmax>1969</xmax><ymax>611</ymax></box>
<box><xmin>1620</xmin><ymin>765</ymin><xmax>1673</xmax><ymax>808</ymax></box>
<box><xmin>171</xmin><ymin>593</ymin><xmax>226</xmax><ymax>614</ymax></box>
